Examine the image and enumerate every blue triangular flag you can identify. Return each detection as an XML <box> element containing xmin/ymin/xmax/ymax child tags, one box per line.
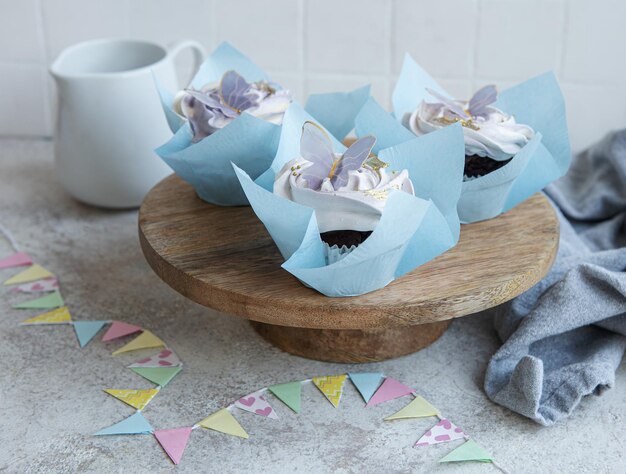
<box><xmin>94</xmin><ymin>412</ymin><xmax>153</xmax><ymax>435</ymax></box>
<box><xmin>349</xmin><ymin>373</ymin><xmax>385</xmax><ymax>403</ymax></box>
<box><xmin>73</xmin><ymin>320</ymin><xmax>108</xmax><ymax>348</ymax></box>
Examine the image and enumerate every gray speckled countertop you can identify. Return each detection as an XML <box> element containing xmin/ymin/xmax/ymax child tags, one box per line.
<box><xmin>0</xmin><ymin>138</ymin><xmax>624</xmax><ymax>474</ymax></box>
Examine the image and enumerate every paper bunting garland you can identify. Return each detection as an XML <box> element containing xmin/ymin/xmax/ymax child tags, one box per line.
<box><xmin>154</xmin><ymin>427</ymin><xmax>192</xmax><ymax>465</ymax></box>
<box><xmin>12</xmin><ymin>289</ymin><xmax>64</xmax><ymax>309</ymax></box>
<box><xmin>349</xmin><ymin>372</ymin><xmax>384</xmax><ymax>403</ymax></box>
<box><xmin>102</xmin><ymin>321</ymin><xmax>143</xmax><ymax>342</ymax></box>
<box><xmin>74</xmin><ymin>320</ymin><xmax>109</xmax><ymax>347</ymax></box>
<box><xmin>10</xmin><ymin>277</ymin><xmax>59</xmax><ymax>293</ymax></box>
<box><xmin>0</xmin><ymin>252</ymin><xmax>32</xmax><ymax>269</ymax></box>
<box><xmin>21</xmin><ymin>306</ymin><xmax>71</xmax><ymax>325</ymax></box>
<box><xmin>3</xmin><ymin>264</ymin><xmax>54</xmax><ymax>285</ymax></box>
<box><xmin>313</xmin><ymin>375</ymin><xmax>348</xmax><ymax>408</ymax></box>
<box><xmin>128</xmin><ymin>348</ymin><xmax>181</xmax><ymax>368</ymax></box>
<box><xmin>269</xmin><ymin>381</ymin><xmax>301</xmax><ymax>413</ymax></box>
<box><xmin>130</xmin><ymin>367</ymin><xmax>182</xmax><ymax>387</ymax></box>
<box><xmin>414</xmin><ymin>418</ymin><xmax>466</xmax><ymax>447</ymax></box>
<box><xmin>366</xmin><ymin>377</ymin><xmax>415</xmax><ymax>407</ymax></box>
<box><xmin>1</xmin><ymin>232</ymin><xmax>501</xmax><ymax>469</ymax></box>
<box><xmin>198</xmin><ymin>409</ymin><xmax>249</xmax><ymax>438</ymax></box>
<box><xmin>234</xmin><ymin>389</ymin><xmax>278</xmax><ymax>419</ymax></box>
<box><xmin>112</xmin><ymin>331</ymin><xmax>165</xmax><ymax>355</ymax></box>
<box><xmin>94</xmin><ymin>412</ymin><xmax>153</xmax><ymax>436</ymax></box>
<box><xmin>385</xmin><ymin>395</ymin><xmax>440</xmax><ymax>420</ymax></box>
<box><xmin>439</xmin><ymin>439</ymin><xmax>493</xmax><ymax>464</ymax></box>
<box><xmin>104</xmin><ymin>389</ymin><xmax>160</xmax><ymax>411</ymax></box>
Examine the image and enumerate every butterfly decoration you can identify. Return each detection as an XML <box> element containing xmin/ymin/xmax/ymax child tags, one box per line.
<box><xmin>299</xmin><ymin>122</ymin><xmax>376</xmax><ymax>191</ymax></box>
<box><xmin>219</xmin><ymin>70</ymin><xmax>261</xmax><ymax>113</ymax></box>
<box><xmin>426</xmin><ymin>85</ymin><xmax>498</xmax><ymax>120</ymax></box>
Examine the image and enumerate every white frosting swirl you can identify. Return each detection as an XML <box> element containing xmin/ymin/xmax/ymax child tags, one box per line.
<box><xmin>173</xmin><ymin>81</ymin><xmax>292</xmax><ymax>141</ymax></box>
<box><xmin>274</xmin><ymin>157</ymin><xmax>414</xmax><ymax>233</ymax></box>
<box><xmin>406</xmin><ymin>101</ymin><xmax>534</xmax><ymax>161</ymax></box>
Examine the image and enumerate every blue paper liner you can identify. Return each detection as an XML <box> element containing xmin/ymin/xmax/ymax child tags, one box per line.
<box><xmin>155</xmin><ymin>42</ymin><xmax>371</xmax><ymax>206</ymax></box>
<box><xmin>233</xmin><ymin>111</ymin><xmax>465</xmax><ymax>297</ymax></box>
<box><xmin>386</xmin><ymin>54</ymin><xmax>571</xmax><ymax>223</ymax></box>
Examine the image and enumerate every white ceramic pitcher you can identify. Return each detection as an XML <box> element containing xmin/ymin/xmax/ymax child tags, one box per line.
<box><xmin>50</xmin><ymin>38</ymin><xmax>204</xmax><ymax>208</ymax></box>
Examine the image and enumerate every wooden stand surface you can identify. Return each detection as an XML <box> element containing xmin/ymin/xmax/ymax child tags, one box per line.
<box><xmin>139</xmin><ymin>175</ymin><xmax>559</xmax><ymax>362</ymax></box>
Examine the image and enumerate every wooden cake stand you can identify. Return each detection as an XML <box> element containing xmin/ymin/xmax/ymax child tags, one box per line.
<box><xmin>139</xmin><ymin>175</ymin><xmax>559</xmax><ymax>363</ymax></box>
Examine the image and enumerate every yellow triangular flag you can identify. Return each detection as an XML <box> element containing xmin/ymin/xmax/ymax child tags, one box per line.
<box><xmin>198</xmin><ymin>408</ymin><xmax>248</xmax><ymax>438</ymax></box>
<box><xmin>21</xmin><ymin>306</ymin><xmax>72</xmax><ymax>325</ymax></box>
<box><xmin>4</xmin><ymin>264</ymin><xmax>54</xmax><ymax>285</ymax></box>
<box><xmin>104</xmin><ymin>389</ymin><xmax>159</xmax><ymax>411</ymax></box>
<box><xmin>112</xmin><ymin>331</ymin><xmax>164</xmax><ymax>355</ymax></box>
<box><xmin>313</xmin><ymin>375</ymin><xmax>348</xmax><ymax>408</ymax></box>
<box><xmin>384</xmin><ymin>395</ymin><xmax>440</xmax><ymax>421</ymax></box>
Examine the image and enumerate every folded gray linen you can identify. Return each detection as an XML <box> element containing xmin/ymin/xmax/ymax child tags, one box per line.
<box><xmin>484</xmin><ymin>130</ymin><xmax>626</xmax><ymax>426</ymax></box>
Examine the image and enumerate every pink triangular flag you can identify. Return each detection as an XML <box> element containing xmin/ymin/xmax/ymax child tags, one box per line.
<box><xmin>128</xmin><ymin>348</ymin><xmax>182</xmax><ymax>368</ymax></box>
<box><xmin>101</xmin><ymin>321</ymin><xmax>143</xmax><ymax>342</ymax></box>
<box><xmin>10</xmin><ymin>277</ymin><xmax>59</xmax><ymax>294</ymax></box>
<box><xmin>414</xmin><ymin>418</ymin><xmax>466</xmax><ymax>447</ymax></box>
<box><xmin>154</xmin><ymin>427</ymin><xmax>192</xmax><ymax>465</ymax></box>
<box><xmin>234</xmin><ymin>389</ymin><xmax>279</xmax><ymax>419</ymax></box>
<box><xmin>0</xmin><ymin>252</ymin><xmax>32</xmax><ymax>269</ymax></box>
<box><xmin>366</xmin><ymin>377</ymin><xmax>415</xmax><ymax>407</ymax></box>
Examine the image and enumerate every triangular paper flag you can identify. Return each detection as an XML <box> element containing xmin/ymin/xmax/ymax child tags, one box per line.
<box><xmin>349</xmin><ymin>372</ymin><xmax>384</xmax><ymax>403</ymax></box>
<box><xmin>415</xmin><ymin>418</ymin><xmax>466</xmax><ymax>447</ymax></box>
<box><xmin>10</xmin><ymin>278</ymin><xmax>59</xmax><ymax>293</ymax></box>
<box><xmin>234</xmin><ymin>389</ymin><xmax>279</xmax><ymax>419</ymax></box>
<box><xmin>268</xmin><ymin>381</ymin><xmax>302</xmax><ymax>413</ymax></box>
<box><xmin>112</xmin><ymin>331</ymin><xmax>165</xmax><ymax>355</ymax></box>
<box><xmin>154</xmin><ymin>427</ymin><xmax>192</xmax><ymax>465</ymax></box>
<box><xmin>21</xmin><ymin>306</ymin><xmax>71</xmax><ymax>325</ymax></box>
<box><xmin>128</xmin><ymin>348</ymin><xmax>182</xmax><ymax>368</ymax></box>
<box><xmin>366</xmin><ymin>377</ymin><xmax>415</xmax><ymax>407</ymax></box>
<box><xmin>385</xmin><ymin>395</ymin><xmax>440</xmax><ymax>420</ymax></box>
<box><xmin>198</xmin><ymin>408</ymin><xmax>248</xmax><ymax>438</ymax></box>
<box><xmin>130</xmin><ymin>367</ymin><xmax>182</xmax><ymax>387</ymax></box>
<box><xmin>94</xmin><ymin>412</ymin><xmax>153</xmax><ymax>435</ymax></box>
<box><xmin>104</xmin><ymin>388</ymin><xmax>160</xmax><ymax>411</ymax></box>
<box><xmin>4</xmin><ymin>264</ymin><xmax>54</xmax><ymax>285</ymax></box>
<box><xmin>12</xmin><ymin>290</ymin><xmax>64</xmax><ymax>309</ymax></box>
<box><xmin>73</xmin><ymin>320</ymin><xmax>108</xmax><ymax>347</ymax></box>
<box><xmin>313</xmin><ymin>375</ymin><xmax>347</xmax><ymax>408</ymax></box>
<box><xmin>439</xmin><ymin>439</ymin><xmax>493</xmax><ymax>463</ymax></box>
<box><xmin>102</xmin><ymin>321</ymin><xmax>143</xmax><ymax>342</ymax></box>
<box><xmin>0</xmin><ymin>252</ymin><xmax>32</xmax><ymax>269</ymax></box>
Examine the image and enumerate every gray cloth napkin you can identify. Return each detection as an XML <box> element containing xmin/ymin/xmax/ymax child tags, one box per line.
<box><xmin>484</xmin><ymin>130</ymin><xmax>626</xmax><ymax>426</ymax></box>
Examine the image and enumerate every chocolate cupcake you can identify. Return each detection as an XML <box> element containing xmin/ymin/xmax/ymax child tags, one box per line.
<box><xmin>274</xmin><ymin>122</ymin><xmax>414</xmax><ymax>262</ymax></box>
<box><xmin>404</xmin><ymin>85</ymin><xmax>534</xmax><ymax>179</ymax></box>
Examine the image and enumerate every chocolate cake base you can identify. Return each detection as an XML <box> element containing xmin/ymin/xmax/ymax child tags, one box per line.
<box><xmin>320</xmin><ymin>230</ymin><xmax>372</xmax><ymax>248</ymax></box>
<box><xmin>464</xmin><ymin>154</ymin><xmax>511</xmax><ymax>178</ymax></box>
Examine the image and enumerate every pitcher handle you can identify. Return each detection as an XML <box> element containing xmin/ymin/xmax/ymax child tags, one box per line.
<box><xmin>167</xmin><ymin>40</ymin><xmax>205</xmax><ymax>87</ymax></box>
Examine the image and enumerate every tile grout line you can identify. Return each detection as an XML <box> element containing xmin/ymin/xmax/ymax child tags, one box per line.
<box><xmin>297</xmin><ymin>0</ymin><xmax>306</xmax><ymax>100</ymax></box>
<box><xmin>470</xmin><ymin>0</ymin><xmax>482</xmax><ymax>91</ymax></box>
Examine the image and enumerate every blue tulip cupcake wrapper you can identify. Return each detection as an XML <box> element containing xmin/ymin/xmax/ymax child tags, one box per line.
<box><xmin>233</xmin><ymin>105</ymin><xmax>466</xmax><ymax>297</ymax></box>
<box><xmin>154</xmin><ymin>41</ymin><xmax>370</xmax><ymax>206</ymax></box>
<box><xmin>367</xmin><ymin>54</ymin><xmax>572</xmax><ymax>223</ymax></box>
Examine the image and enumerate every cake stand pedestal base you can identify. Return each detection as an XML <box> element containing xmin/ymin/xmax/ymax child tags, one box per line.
<box><xmin>250</xmin><ymin>320</ymin><xmax>452</xmax><ymax>363</ymax></box>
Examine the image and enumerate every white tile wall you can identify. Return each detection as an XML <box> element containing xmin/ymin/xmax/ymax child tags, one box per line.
<box><xmin>1</xmin><ymin>0</ymin><xmax>626</xmax><ymax>153</ymax></box>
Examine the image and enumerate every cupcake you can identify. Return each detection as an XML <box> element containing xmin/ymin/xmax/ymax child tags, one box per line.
<box><xmin>233</xmin><ymin>104</ymin><xmax>464</xmax><ymax>296</ymax></box>
<box><xmin>173</xmin><ymin>70</ymin><xmax>293</xmax><ymax>142</ymax></box>
<box><xmin>274</xmin><ymin>122</ymin><xmax>415</xmax><ymax>261</ymax></box>
<box><xmin>404</xmin><ymin>85</ymin><xmax>535</xmax><ymax>180</ymax></box>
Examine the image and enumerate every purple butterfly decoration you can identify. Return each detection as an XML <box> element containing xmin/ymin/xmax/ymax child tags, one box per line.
<box><xmin>467</xmin><ymin>85</ymin><xmax>497</xmax><ymax>117</ymax></box>
<box><xmin>300</xmin><ymin>122</ymin><xmax>376</xmax><ymax>190</ymax></box>
<box><xmin>220</xmin><ymin>70</ymin><xmax>259</xmax><ymax>113</ymax></box>
<box><xmin>426</xmin><ymin>84</ymin><xmax>498</xmax><ymax>119</ymax></box>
